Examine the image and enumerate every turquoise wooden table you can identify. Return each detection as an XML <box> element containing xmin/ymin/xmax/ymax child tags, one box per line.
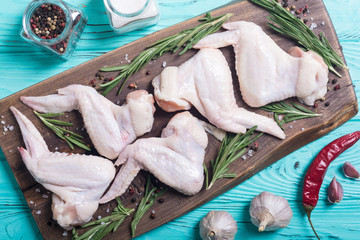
<box><xmin>1</xmin><ymin>0</ymin><xmax>359</xmax><ymax>239</ymax></box>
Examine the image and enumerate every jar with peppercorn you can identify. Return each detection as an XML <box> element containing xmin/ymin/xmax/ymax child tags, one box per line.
<box><xmin>20</xmin><ymin>0</ymin><xmax>87</xmax><ymax>60</ymax></box>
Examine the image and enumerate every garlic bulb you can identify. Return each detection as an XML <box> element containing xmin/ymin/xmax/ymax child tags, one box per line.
<box><xmin>199</xmin><ymin>210</ymin><xmax>237</xmax><ymax>240</ymax></box>
<box><xmin>249</xmin><ymin>191</ymin><xmax>292</xmax><ymax>232</ymax></box>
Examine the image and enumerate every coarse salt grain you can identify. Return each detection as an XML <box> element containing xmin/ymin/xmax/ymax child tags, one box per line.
<box><xmin>97</xmin><ymin>215</ymin><xmax>102</xmax><ymax>220</ymax></box>
<box><xmin>35</xmin><ymin>188</ymin><xmax>41</xmax><ymax>193</ymax></box>
<box><xmin>55</xmin><ymin>147</ymin><xmax>59</xmax><ymax>151</ymax></box>
<box><xmin>289</xmin><ymin>125</ymin><xmax>293</xmax><ymax>129</ymax></box>
<box><xmin>42</xmin><ymin>194</ymin><xmax>49</xmax><ymax>199</ymax></box>
<box><xmin>101</xmin><ymin>222</ymin><xmax>105</xmax><ymax>225</ymax></box>
<box><xmin>125</xmin><ymin>54</ymin><xmax>129</xmax><ymax>61</ymax></box>
<box><xmin>29</xmin><ymin>201</ymin><xmax>34</xmax><ymax>205</ymax></box>
<box><xmin>310</xmin><ymin>17</ymin><xmax>314</xmax><ymax>20</ymax></box>
<box><xmin>310</xmin><ymin>23</ymin><xmax>317</xmax><ymax>30</ymax></box>
<box><xmin>248</xmin><ymin>149</ymin><xmax>253</xmax><ymax>157</ymax></box>
<box><xmin>62</xmin><ymin>231</ymin><xmax>68</xmax><ymax>237</ymax></box>
<box><xmin>35</xmin><ymin>210</ymin><xmax>42</xmax><ymax>215</ymax></box>
<box><xmin>65</xmin><ymin>115</ymin><xmax>68</xmax><ymax>118</ymax></box>
<box><xmin>116</xmin><ymin>100</ymin><xmax>120</xmax><ymax>105</ymax></box>
<box><xmin>106</xmin><ymin>208</ymin><xmax>110</xmax><ymax>213</ymax></box>
<box><xmin>9</xmin><ymin>149</ymin><xmax>12</xmax><ymax>153</ymax></box>
<box><xmin>301</xmin><ymin>128</ymin><xmax>305</xmax><ymax>131</ymax></box>
<box><xmin>1</xmin><ymin>115</ymin><xmax>4</xmax><ymax>118</ymax></box>
<box><xmin>1</xmin><ymin>120</ymin><xmax>5</xmax><ymax>124</ymax></box>
<box><xmin>9</xmin><ymin>126</ymin><xmax>14</xmax><ymax>131</ymax></box>
<box><xmin>162</xmin><ymin>61</ymin><xmax>167</xmax><ymax>68</ymax></box>
<box><xmin>242</xmin><ymin>155</ymin><xmax>247</xmax><ymax>160</ymax></box>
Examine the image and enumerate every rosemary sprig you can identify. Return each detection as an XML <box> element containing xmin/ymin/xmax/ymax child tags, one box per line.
<box><xmin>260</xmin><ymin>101</ymin><xmax>321</xmax><ymax>128</ymax></box>
<box><xmin>99</xmin><ymin>12</ymin><xmax>232</xmax><ymax>96</ymax></box>
<box><xmin>72</xmin><ymin>198</ymin><xmax>134</xmax><ymax>240</ymax></box>
<box><xmin>131</xmin><ymin>175</ymin><xmax>167</xmax><ymax>237</ymax></box>
<box><xmin>204</xmin><ymin>127</ymin><xmax>263</xmax><ymax>190</ymax></box>
<box><xmin>249</xmin><ymin>0</ymin><xmax>347</xmax><ymax>77</ymax></box>
<box><xmin>34</xmin><ymin>111</ymin><xmax>91</xmax><ymax>151</ymax></box>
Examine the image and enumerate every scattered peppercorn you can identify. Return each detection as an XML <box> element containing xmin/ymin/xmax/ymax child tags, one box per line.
<box><xmin>295</xmin><ymin>9</ymin><xmax>301</xmax><ymax>14</ymax></box>
<box><xmin>150</xmin><ymin>210</ymin><xmax>156</xmax><ymax>219</ymax></box>
<box><xmin>146</xmin><ymin>71</ymin><xmax>151</xmax><ymax>75</ymax></box>
<box><xmin>313</xmin><ymin>103</ymin><xmax>318</xmax><ymax>108</ymax></box>
<box><xmin>331</xmin><ymin>79</ymin><xmax>337</xmax><ymax>84</ymax></box>
<box><xmin>158</xmin><ymin>198</ymin><xmax>164</xmax><ymax>203</ymax></box>
<box><xmin>128</xmin><ymin>83</ymin><xmax>138</xmax><ymax>89</ymax></box>
<box><xmin>325</xmin><ymin>102</ymin><xmax>330</xmax><ymax>107</ymax></box>
<box><xmin>131</xmin><ymin>197</ymin><xmax>137</xmax><ymax>203</ymax></box>
<box><xmin>283</xmin><ymin>2</ymin><xmax>288</xmax><ymax>7</ymax></box>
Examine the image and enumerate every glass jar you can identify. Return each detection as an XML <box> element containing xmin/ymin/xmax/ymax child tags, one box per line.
<box><xmin>104</xmin><ymin>0</ymin><xmax>160</xmax><ymax>34</ymax></box>
<box><xmin>20</xmin><ymin>0</ymin><xmax>87</xmax><ymax>60</ymax></box>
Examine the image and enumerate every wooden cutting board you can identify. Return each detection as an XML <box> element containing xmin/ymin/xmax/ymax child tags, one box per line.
<box><xmin>0</xmin><ymin>0</ymin><xmax>357</xmax><ymax>239</ymax></box>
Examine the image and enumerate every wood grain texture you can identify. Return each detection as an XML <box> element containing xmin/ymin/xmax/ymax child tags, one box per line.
<box><xmin>1</xmin><ymin>0</ymin><xmax>360</xmax><ymax>239</ymax></box>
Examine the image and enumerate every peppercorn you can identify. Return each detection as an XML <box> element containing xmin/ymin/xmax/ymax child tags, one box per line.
<box><xmin>131</xmin><ymin>197</ymin><xmax>137</xmax><ymax>203</ymax></box>
<box><xmin>331</xmin><ymin>79</ymin><xmax>337</xmax><ymax>84</ymax></box>
<box><xmin>128</xmin><ymin>83</ymin><xmax>138</xmax><ymax>89</ymax></box>
<box><xmin>158</xmin><ymin>198</ymin><xmax>164</xmax><ymax>203</ymax></box>
<box><xmin>313</xmin><ymin>103</ymin><xmax>318</xmax><ymax>108</ymax></box>
<box><xmin>146</xmin><ymin>71</ymin><xmax>151</xmax><ymax>75</ymax></box>
<box><xmin>325</xmin><ymin>102</ymin><xmax>330</xmax><ymax>107</ymax></box>
<box><xmin>150</xmin><ymin>210</ymin><xmax>156</xmax><ymax>219</ymax></box>
<box><xmin>283</xmin><ymin>2</ymin><xmax>288</xmax><ymax>7</ymax></box>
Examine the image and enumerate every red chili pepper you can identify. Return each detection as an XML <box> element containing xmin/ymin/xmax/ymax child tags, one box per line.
<box><xmin>303</xmin><ymin>131</ymin><xmax>360</xmax><ymax>239</ymax></box>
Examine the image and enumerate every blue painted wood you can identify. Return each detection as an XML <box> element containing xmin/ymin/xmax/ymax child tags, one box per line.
<box><xmin>1</xmin><ymin>0</ymin><xmax>359</xmax><ymax>239</ymax></box>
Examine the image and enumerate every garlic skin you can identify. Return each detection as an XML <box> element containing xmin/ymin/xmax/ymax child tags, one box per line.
<box><xmin>328</xmin><ymin>176</ymin><xmax>343</xmax><ymax>203</ymax></box>
<box><xmin>199</xmin><ymin>210</ymin><xmax>237</xmax><ymax>240</ymax></box>
<box><xmin>249</xmin><ymin>191</ymin><xmax>293</xmax><ymax>232</ymax></box>
<box><xmin>343</xmin><ymin>162</ymin><xmax>360</xmax><ymax>179</ymax></box>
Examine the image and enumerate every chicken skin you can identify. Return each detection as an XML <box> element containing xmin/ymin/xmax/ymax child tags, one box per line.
<box><xmin>10</xmin><ymin>106</ymin><xmax>115</xmax><ymax>230</ymax></box>
<box><xmin>193</xmin><ymin>21</ymin><xmax>328</xmax><ymax>107</ymax></box>
<box><xmin>152</xmin><ymin>48</ymin><xmax>285</xmax><ymax>139</ymax></box>
<box><xmin>20</xmin><ymin>85</ymin><xmax>156</xmax><ymax>159</ymax></box>
<box><xmin>99</xmin><ymin>111</ymin><xmax>208</xmax><ymax>203</ymax></box>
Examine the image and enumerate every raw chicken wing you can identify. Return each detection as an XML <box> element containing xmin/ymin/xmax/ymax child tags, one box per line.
<box><xmin>99</xmin><ymin>111</ymin><xmax>208</xmax><ymax>203</ymax></box>
<box><xmin>152</xmin><ymin>48</ymin><xmax>285</xmax><ymax>139</ymax></box>
<box><xmin>10</xmin><ymin>106</ymin><xmax>115</xmax><ymax>230</ymax></box>
<box><xmin>20</xmin><ymin>85</ymin><xmax>156</xmax><ymax>159</ymax></box>
<box><xmin>193</xmin><ymin>21</ymin><xmax>328</xmax><ymax>107</ymax></box>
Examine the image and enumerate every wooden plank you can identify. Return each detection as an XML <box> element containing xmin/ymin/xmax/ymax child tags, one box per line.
<box><xmin>0</xmin><ymin>0</ymin><xmax>357</xmax><ymax>239</ymax></box>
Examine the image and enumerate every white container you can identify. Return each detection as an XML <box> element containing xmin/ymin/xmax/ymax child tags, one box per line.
<box><xmin>104</xmin><ymin>0</ymin><xmax>160</xmax><ymax>34</ymax></box>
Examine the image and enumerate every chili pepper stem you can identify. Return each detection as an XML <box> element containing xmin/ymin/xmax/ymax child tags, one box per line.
<box><xmin>305</xmin><ymin>210</ymin><xmax>320</xmax><ymax>240</ymax></box>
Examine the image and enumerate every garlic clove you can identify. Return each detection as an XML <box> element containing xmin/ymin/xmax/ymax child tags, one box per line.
<box><xmin>343</xmin><ymin>162</ymin><xmax>360</xmax><ymax>179</ymax></box>
<box><xmin>199</xmin><ymin>210</ymin><xmax>237</xmax><ymax>240</ymax></box>
<box><xmin>249</xmin><ymin>191</ymin><xmax>292</xmax><ymax>232</ymax></box>
<box><xmin>328</xmin><ymin>176</ymin><xmax>343</xmax><ymax>203</ymax></box>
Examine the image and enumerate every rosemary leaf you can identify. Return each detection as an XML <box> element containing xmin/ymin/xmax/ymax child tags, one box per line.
<box><xmin>34</xmin><ymin>111</ymin><xmax>90</xmax><ymax>151</ymax></box>
<box><xmin>72</xmin><ymin>198</ymin><xmax>134</xmax><ymax>240</ymax></box>
<box><xmin>131</xmin><ymin>175</ymin><xmax>167</xmax><ymax>237</ymax></box>
<box><xmin>261</xmin><ymin>101</ymin><xmax>320</xmax><ymax>127</ymax></box>
<box><xmin>249</xmin><ymin>0</ymin><xmax>347</xmax><ymax>77</ymax></box>
<box><xmin>99</xmin><ymin>12</ymin><xmax>232</xmax><ymax>96</ymax></box>
<box><xmin>205</xmin><ymin>127</ymin><xmax>263</xmax><ymax>190</ymax></box>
